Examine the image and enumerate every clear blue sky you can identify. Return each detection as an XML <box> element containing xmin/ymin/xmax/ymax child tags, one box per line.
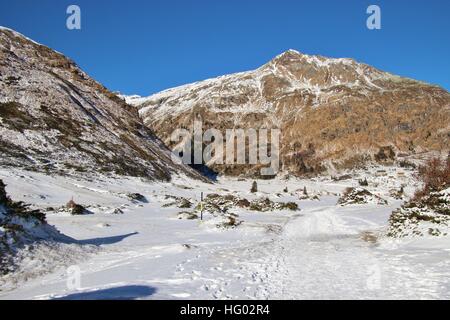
<box><xmin>0</xmin><ymin>0</ymin><xmax>449</xmax><ymax>95</ymax></box>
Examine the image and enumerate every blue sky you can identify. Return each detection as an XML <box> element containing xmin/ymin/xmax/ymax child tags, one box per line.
<box><xmin>0</xmin><ymin>0</ymin><xmax>449</xmax><ymax>95</ymax></box>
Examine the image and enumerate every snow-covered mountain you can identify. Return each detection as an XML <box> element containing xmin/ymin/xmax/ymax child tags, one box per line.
<box><xmin>132</xmin><ymin>49</ymin><xmax>450</xmax><ymax>176</ymax></box>
<box><xmin>0</xmin><ymin>27</ymin><xmax>202</xmax><ymax>181</ymax></box>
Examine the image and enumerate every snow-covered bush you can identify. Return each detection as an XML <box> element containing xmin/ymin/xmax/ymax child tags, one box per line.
<box><xmin>1</xmin><ymin>179</ymin><xmax>51</xmax><ymax>274</ymax></box>
<box><xmin>387</xmin><ymin>157</ymin><xmax>450</xmax><ymax>238</ymax></box>
<box><xmin>387</xmin><ymin>187</ymin><xmax>450</xmax><ymax>238</ymax></box>
<box><xmin>358</xmin><ymin>178</ymin><xmax>369</xmax><ymax>187</ymax></box>
<box><xmin>127</xmin><ymin>193</ymin><xmax>148</xmax><ymax>203</ymax></box>
<box><xmin>337</xmin><ymin>187</ymin><xmax>387</xmax><ymax>206</ymax></box>
<box><xmin>163</xmin><ymin>195</ymin><xmax>193</xmax><ymax>209</ymax></box>
<box><xmin>413</xmin><ymin>157</ymin><xmax>450</xmax><ymax>201</ymax></box>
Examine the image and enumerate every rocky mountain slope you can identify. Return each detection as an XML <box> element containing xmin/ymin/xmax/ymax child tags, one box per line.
<box><xmin>131</xmin><ymin>50</ymin><xmax>450</xmax><ymax>176</ymax></box>
<box><xmin>0</xmin><ymin>27</ymin><xmax>202</xmax><ymax>181</ymax></box>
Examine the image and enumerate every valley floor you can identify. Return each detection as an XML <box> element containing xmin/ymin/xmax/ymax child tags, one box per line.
<box><xmin>0</xmin><ymin>166</ymin><xmax>449</xmax><ymax>300</ymax></box>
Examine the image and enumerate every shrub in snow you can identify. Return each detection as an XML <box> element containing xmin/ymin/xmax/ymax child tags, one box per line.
<box><xmin>111</xmin><ymin>208</ymin><xmax>124</xmax><ymax>215</ymax></box>
<box><xmin>297</xmin><ymin>187</ymin><xmax>321</xmax><ymax>201</ymax></box>
<box><xmin>221</xmin><ymin>215</ymin><xmax>241</xmax><ymax>228</ymax></box>
<box><xmin>398</xmin><ymin>160</ymin><xmax>416</xmax><ymax>169</ymax></box>
<box><xmin>64</xmin><ymin>198</ymin><xmax>88</xmax><ymax>215</ymax></box>
<box><xmin>249</xmin><ymin>197</ymin><xmax>298</xmax><ymax>212</ymax></box>
<box><xmin>278</xmin><ymin>202</ymin><xmax>299</xmax><ymax>211</ymax></box>
<box><xmin>163</xmin><ymin>195</ymin><xmax>193</xmax><ymax>209</ymax></box>
<box><xmin>374</xmin><ymin>146</ymin><xmax>396</xmax><ymax>163</ymax></box>
<box><xmin>388</xmin><ymin>157</ymin><xmax>450</xmax><ymax>238</ymax></box>
<box><xmin>66</xmin><ymin>198</ymin><xmax>76</xmax><ymax>209</ymax></box>
<box><xmin>0</xmin><ymin>179</ymin><xmax>61</xmax><ymax>275</ymax></box>
<box><xmin>389</xmin><ymin>186</ymin><xmax>405</xmax><ymax>200</ymax></box>
<box><xmin>358</xmin><ymin>178</ymin><xmax>369</xmax><ymax>187</ymax></box>
<box><xmin>192</xmin><ymin>193</ymin><xmax>298</xmax><ymax>217</ymax></box>
<box><xmin>0</xmin><ymin>180</ymin><xmax>7</xmax><ymax>203</ymax></box>
<box><xmin>236</xmin><ymin>198</ymin><xmax>251</xmax><ymax>208</ymax></box>
<box><xmin>127</xmin><ymin>193</ymin><xmax>148</xmax><ymax>203</ymax></box>
<box><xmin>413</xmin><ymin>157</ymin><xmax>450</xmax><ymax>201</ymax></box>
<box><xmin>178</xmin><ymin>198</ymin><xmax>193</xmax><ymax>209</ymax></box>
<box><xmin>177</xmin><ymin>211</ymin><xmax>198</xmax><ymax>220</ymax></box>
<box><xmin>387</xmin><ymin>187</ymin><xmax>450</xmax><ymax>238</ymax></box>
<box><xmin>337</xmin><ymin>187</ymin><xmax>387</xmax><ymax>206</ymax></box>
<box><xmin>70</xmin><ymin>204</ymin><xmax>87</xmax><ymax>215</ymax></box>
<box><xmin>1</xmin><ymin>180</ymin><xmax>46</xmax><ymax>223</ymax></box>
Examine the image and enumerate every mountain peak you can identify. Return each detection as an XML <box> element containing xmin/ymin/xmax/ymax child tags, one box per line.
<box><xmin>269</xmin><ymin>49</ymin><xmax>357</xmax><ymax>69</ymax></box>
<box><xmin>135</xmin><ymin>47</ymin><xmax>449</xmax><ymax>177</ymax></box>
<box><xmin>278</xmin><ymin>49</ymin><xmax>303</xmax><ymax>57</ymax></box>
<box><xmin>271</xmin><ymin>49</ymin><xmax>305</xmax><ymax>62</ymax></box>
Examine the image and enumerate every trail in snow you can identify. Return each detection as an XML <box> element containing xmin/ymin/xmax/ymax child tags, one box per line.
<box><xmin>223</xmin><ymin>203</ymin><xmax>450</xmax><ymax>299</ymax></box>
<box><xmin>172</xmin><ymin>200</ymin><xmax>450</xmax><ymax>300</ymax></box>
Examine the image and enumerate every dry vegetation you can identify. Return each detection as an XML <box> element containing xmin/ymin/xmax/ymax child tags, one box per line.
<box><xmin>387</xmin><ymin>156</ymin><xmax>450</xmax><ymax>238</ymax></box>
<box><xmin>413</xmin><ymin>156</ymin><xmax>450</xmax><ymax>200</ymax></box>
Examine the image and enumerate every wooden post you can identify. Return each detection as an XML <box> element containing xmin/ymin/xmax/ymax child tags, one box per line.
<box><xmin>200</xmin><ymin>192</ymin><xmax>204</xmax><ymax>221</ymax></box>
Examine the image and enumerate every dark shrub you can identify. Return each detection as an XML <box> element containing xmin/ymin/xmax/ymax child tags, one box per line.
<box><xmin>359</xmin><ymin>178</ymin><xmax>369</xmax><ymax>186</ymax></box>
<box><xmin>236</xmin><ymin>199</ymin><xmax>251</xmax><ymax>208</ymax></box>
<box><xmin>127</xmin><ymin>193</ymin><xmax>148</xmax><ymax>203</ymax></box>
<box><xmin>178</xmin><ymin>198</ymin><xmax>192</xmax><ymax>209</ymax></box>
<box><xmin>281</xmin><ymin>202</ymin><xmax>299</xmax><ymax>211</ymax></box>
<box><xmin>251</xmin><ymin>181</ymin><xmax>258</xmax><ymax>193</ymax></box>
<box><xmin>374</xmin><ymin>146</ymin><xmax>396</xmax><ymax>162</ymax></box>
<box><xmin>0</xmin><ymin>179</ymin><xmax>7</xmax><ymax>203</ymax></box>
<box><xmin>413</xmin><ymin>156</ymin><xmax>450</xmax><ymax>200</ymax></box>
<box><xmin>399</xmin><ymin>160</ymin><xmax>416</xmax><ymax>169</ymax></box>
<box><xmin>71</xmin><ymin>204</ymin><xmax>86</xmax><ymax>215</ymax></box>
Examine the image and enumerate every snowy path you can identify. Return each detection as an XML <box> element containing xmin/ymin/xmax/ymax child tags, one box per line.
<box><xmin>169</xmin><ymin>199</ymin><xmax>450</xmax><ymax>300</ymax></box>
<box><xmin>216</xmin><ymin>202</ymin><xmax>450</xmax><ymax>299</ymax></box>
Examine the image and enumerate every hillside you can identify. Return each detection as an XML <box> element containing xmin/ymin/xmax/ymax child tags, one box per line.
<box><xmin>0</xmin><ymin>27</ymin><xmax>202</xmax><ymax>181</ymax></box>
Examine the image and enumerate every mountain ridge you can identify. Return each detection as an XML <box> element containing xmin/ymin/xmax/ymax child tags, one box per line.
<box><xmin>130</xmin><ymin>49</ymin><xmax>450</xmax><ymax>176</ymax></box>
<box><xmin>126</xmin><ymin>49</ymin><xmax>445</xmax><ymax>107</ymax></box>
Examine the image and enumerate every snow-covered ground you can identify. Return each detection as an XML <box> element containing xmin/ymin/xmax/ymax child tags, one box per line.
<box><xmin>0</xmin><ymin>166</ymin><xmax>449</xmax><ymax>300</ymax></box>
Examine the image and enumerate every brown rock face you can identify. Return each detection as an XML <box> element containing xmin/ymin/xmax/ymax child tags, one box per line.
<box><xmin>0</xmin><ymin>28</ymin><xmax>203</xmax><ymax>181</ymax></box>
<box><xmin>134</xmin><ymin>50</ymin><xmax>450</xmax><ymax>176</ymax></box>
